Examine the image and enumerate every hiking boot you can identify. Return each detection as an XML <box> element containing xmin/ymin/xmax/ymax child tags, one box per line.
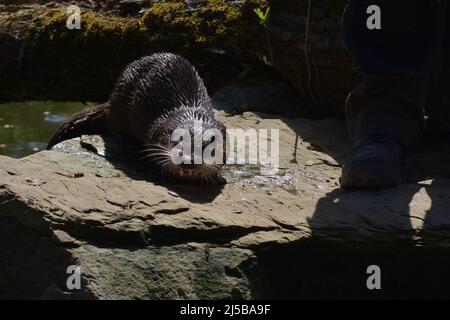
<box><xmin>340</xmin><ymin>134</ymin><xmax>404</xmax><ymax>187</ymax></box>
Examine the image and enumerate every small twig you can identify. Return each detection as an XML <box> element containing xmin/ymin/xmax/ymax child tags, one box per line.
<box><xmin>304</xmin><ymin>0</ymin><xmax>320</xmax><ymax>106</ymax></box>
<box><xmin>265</xmin><ymin>27</ymin><xmax>274</xmax><ymax>66</ymax></box>
<box><xmin>291</xmin><ymin>133</ymin><xmax>299</xmax><ymax>163</ymax></box>
<box><xmin>54</xmin><ymin>172</ymin><xmax>84</xmax><ymax>178</ymax></box>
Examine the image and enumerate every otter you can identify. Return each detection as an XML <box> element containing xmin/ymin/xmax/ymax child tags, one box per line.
<box><xmin>47</xmin><ymin>53</ymin><xmax>226</xmax><ymax>184</ymax></box>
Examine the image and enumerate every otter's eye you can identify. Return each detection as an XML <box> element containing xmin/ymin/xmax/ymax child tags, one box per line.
<box><xmin>170</xmin><ymin>134</ymin><xmax>186</xmax><ymax>149</ymax></box>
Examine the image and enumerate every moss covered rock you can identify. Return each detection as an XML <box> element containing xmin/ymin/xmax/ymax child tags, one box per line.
<box><xmin>1</xmin><ymin>7</ymin><xmax>148</xmax><ymax>101</ymax></box>
<box><xmin>0</xmin><ymin>1</ymin><xmax>358</xmax><ymax>113</ymax></box>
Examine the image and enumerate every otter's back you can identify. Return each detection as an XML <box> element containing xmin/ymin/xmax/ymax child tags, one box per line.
<box><xmin>108</xmin><ymin>53</ymin><xmax>211</xmax><ymax>144</ymax></box>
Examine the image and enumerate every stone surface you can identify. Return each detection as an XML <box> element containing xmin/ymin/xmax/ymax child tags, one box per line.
<box><xmin>3</xmin><ymin>0</ymin><xmax>450</xmax><ymax>300</ymax></box>
<box><xmin>2</xmin><ymin>82</ymin><xmax>450</xmax><ymax>298</ymax></box>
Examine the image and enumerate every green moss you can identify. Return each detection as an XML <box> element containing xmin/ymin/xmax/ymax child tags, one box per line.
<box><xmin>0</xmin><ymin>1</ymin><xmax>269</xmax><ymax>101</ymax></box>
<box><xmin>142</xmin><ymin>0</ymin><xmax>267</xmax><ymax>50</ymax></box>
<box><xmin>27</xmin><ymin>9</ymin><xmax>144</xmax><ymax>45</ymax></box>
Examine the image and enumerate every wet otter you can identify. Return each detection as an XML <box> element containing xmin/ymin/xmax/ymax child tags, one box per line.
<box><xmin>47</xmin><ymin>53</ymin><xmax>226</xmax><ymax>184</ymax></box>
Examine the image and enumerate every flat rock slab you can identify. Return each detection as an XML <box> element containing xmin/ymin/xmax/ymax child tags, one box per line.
<box><xmin>2</xmin><ymin>110</ymin><xmax>450</xmax><ymax>299</ymax></box>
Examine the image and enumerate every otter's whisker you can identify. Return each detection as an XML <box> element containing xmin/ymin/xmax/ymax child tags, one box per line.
<box><xmin>140</xmin><ymin>153</ymin><xmax>170</xmax><ymax>161</ymax></box>
<box><xmin>139</xmin><ymin>149</ymin><xmax>169</xmax><ymax>156</ymax></box>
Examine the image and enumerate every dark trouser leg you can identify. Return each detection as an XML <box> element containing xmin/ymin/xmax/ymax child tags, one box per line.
<box><xmin>428</xmin><ymin>1</ymin><xmax>450</xmax><ymax>136</ymax></box>
<box><xmin>343</xmin><ymin>0</ymin><xmax>436</xmax><ymax>147</ymax></box>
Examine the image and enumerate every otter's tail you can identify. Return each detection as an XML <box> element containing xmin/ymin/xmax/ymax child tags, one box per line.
<box><xmin>47</xmin><ymin>102</ymin><xmax>111</xmax><ymax>150</ymax></box>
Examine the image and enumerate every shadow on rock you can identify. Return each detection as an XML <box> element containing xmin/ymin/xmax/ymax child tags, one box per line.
<box><xmin>85</xmin><ymin>135</ymin><xmax>225</xmax><ymax>204</ymax></box>
<box><xmin>213</xmin><ymin>69</ymin><xmax>450</xmax><ymax>179</ymax></box>
<box><xmin>301</xmin><ymin>179</ymin><xmax>450</xmax><ymax>298</ymax></box>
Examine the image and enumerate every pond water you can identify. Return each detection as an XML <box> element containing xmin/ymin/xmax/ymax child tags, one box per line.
<box><xmin>0</xmin><ymin>101</ymin><xmax>92</xmax><ymax>158</ymax></box>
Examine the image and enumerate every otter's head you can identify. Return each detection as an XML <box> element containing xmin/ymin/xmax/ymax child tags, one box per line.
<box><xmin>142</xmin><ymin>107</ymin><xmax>226</xmax><ymax>184</ymax></box>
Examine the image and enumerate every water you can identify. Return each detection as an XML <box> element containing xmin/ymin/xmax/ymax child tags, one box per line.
<box><xmin>0</xmin><ymin>101</ymin><xmax>93</xmax><ymax>158</ymax></box>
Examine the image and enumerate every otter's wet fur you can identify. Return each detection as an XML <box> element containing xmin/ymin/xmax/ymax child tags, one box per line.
<box><xmin>47</xmin><ymin>53</ymin><xmax>226</xmax><ymax>184</ymax></box>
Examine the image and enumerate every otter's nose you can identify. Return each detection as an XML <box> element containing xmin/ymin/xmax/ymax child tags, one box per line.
<box><xmin>178</xmin><ymin>152</ymin><xmax>203</xmax><ymax>164</ymax></box>
<box><xmin>177</xmin><ymin>167</ymin><xmax>194</xmax><ymax>177</ymax></box>
<box><xmin>180</xmin><ymin>154</ymin><xmax>192</xmax><ymax>164</ymax></box>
